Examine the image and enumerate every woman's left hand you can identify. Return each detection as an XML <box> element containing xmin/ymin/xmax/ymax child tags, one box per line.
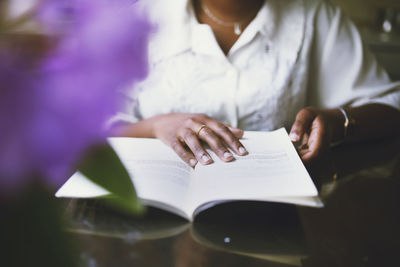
<box><xmin>289</xmin><ymin>104</ymin><xmax>400</xmax><ymax>165</ymax></box>
<box><xmin>289</xmin><ymin>107</ymin><xmax>334</xmax><ymax>165</ymax></box>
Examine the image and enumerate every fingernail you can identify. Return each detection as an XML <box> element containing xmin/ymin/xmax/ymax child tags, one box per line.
<box><xmin>189</xmin><ymin>159</ymin><xmax>197</xmax><ymax>167</ymax></box>
<box><xmin>224</xmin><ymin>151</ymin><xmax>233</xmax><ymax>160</ymax></box>
<box><xmin>201</xmin><ymin>155</ymin><xmax>212</xmax><ymax>164</ymax></box>
<box><xmin>238</xmin><ymin>146</ymin><xmax>247</xmax><ymax>155</ymax></box>
<box><xmin>289</xmin><ymin>133</ymin><xmax>299</xmax><ymax>142</ymax></box>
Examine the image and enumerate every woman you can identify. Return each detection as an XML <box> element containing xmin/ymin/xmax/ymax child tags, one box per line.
<box><xmin>112</xmin><ymin>0</ymin><xmax>400</xmax><ymax>167</ymax></box>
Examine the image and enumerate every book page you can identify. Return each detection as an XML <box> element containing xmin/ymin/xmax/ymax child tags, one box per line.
<box><xmin>186</xmin><ymin>128</ymin><xmax>319</xmax><ymax>215</ymax></box>
<box><xmin>56</xmin><ymin>138</ymin><xmax>194</xmax><ymax>217</ymax></box>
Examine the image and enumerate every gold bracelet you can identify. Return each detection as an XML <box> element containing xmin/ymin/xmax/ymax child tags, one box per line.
<box><xmin>338</xmin><ymin>107</ymin><xmax>355</xmax><ymax>139</ymax></box>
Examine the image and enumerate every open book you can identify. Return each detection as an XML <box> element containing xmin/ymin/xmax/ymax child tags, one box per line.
<box><xmin>56</xmin><ymin>128</ymin><xmax>323</xmax><ymax>221</ymax></box>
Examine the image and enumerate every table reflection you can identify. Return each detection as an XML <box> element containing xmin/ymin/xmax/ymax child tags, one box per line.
<box><xmin>63</xmin><ymin>137</ymin><xmax>400</xmax><ymax>267</ymax></box>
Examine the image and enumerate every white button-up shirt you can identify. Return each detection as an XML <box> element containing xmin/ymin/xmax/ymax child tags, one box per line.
<box><xmin>114</xmin><ymin>0</ymin><xmax>400</xmax><ymax>131</ymax></box>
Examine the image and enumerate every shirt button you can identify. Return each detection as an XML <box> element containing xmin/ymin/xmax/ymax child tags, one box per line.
<box><xmin>265</xmin><ymin>44</ymin><xmax>270</xmax><ymax>53</ymax></box>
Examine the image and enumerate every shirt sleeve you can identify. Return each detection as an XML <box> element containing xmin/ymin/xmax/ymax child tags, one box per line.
<box><xmin>105</xmin><ymin>87</ymin><xmax>143</xmax><ymax>129</ymax></box>
<box><xmin>307</xmin><ymin>0</ymin><xmax>400</xmax><ymax>111</ymax></box>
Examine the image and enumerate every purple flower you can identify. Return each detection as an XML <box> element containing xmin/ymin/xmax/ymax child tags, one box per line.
<box><xmin>0</xmin><ymin>0</ymin><xmax>150</xmax><ymax>192</ymax></box>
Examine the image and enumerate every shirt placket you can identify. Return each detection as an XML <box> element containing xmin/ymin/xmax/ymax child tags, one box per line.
<box><xmin>224</xmin><ymin>64</ymin><xmax>239</xmax><ymax>128</ymax></box>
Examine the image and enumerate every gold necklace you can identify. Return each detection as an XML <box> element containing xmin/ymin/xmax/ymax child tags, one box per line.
<box><xmin>201</xmin><ymin>3</ymin><xmax>244</xmax><ymax>35</ymax></box>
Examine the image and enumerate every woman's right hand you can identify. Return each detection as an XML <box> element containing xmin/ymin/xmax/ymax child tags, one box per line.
<box><xmin>149</xmin><ymin>113</ymin><xmax>247</xmax><ymax>167</ymax></box>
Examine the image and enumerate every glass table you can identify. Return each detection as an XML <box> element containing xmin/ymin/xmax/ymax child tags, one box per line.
<box><xmin>63</xmin><ymin>137</ymin><xmax>400</xmax><ymax>267</ymax></box>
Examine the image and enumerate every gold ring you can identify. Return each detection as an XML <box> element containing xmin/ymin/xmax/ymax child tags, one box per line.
<box><xmin>196</xmin><ymin>125</ymin><xmax>207</xmax><ymax>136</ymax></box>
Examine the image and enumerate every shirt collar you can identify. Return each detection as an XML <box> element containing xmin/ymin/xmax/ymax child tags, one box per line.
<box><xmin>145</xmin><ymin>0</ymin><xmax>192</xmax><ymax>63</ymax></box>
<box><xmin>190</xmin><ymin>1</ymin><xmax>273</xmax><ymax>58</ymax></box>
<box><xmin>147</xmin><ymin>0</ymin><xmax>304</xmax><ymax>62</ymax></box>
<box><xmin>190</xmin><ymin>2</ymin><xmax>226</xmax><ymax>59</ymax></box>
<box><xmin>229</xmin><ymin>1</ymin><xmax>272</xmax><ymax>56</ymax></box>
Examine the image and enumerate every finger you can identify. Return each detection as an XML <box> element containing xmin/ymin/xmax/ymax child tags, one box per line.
<box><xmin>300</xmin><ymin>116</ymin><xmax>327</xmax><ymax>163</ymax></box>
<box><xmin>295</xmin><ymin>132</ymin><xmax>309</xmax><ymax>157</ymax></box>
<box><xmin>179</xmin><ymin>128</ymin><xmax>214</xmax><ymax>165</ymax></box>
<box><xmin>206</xmin><ymin>122</ymin><xmax>247</xmax><ymax>156</ymax></box>
<box><xmin>290</xmin><ymin>107</ymin><xmax>317</xmax><ymax>142</ymax></box>
<box><xmin>169</xmin><ymin>138</ymin><xmax>198</xmax><ymax>167</ymax></box>
<box><xmin>228</xmin><ymin>126</ymin><xmax>244</xmax><ymax>139</ymax></box>
<box><xmin>196</xmin><ymin>125</ymin><xmax>236</xmax><ymax>162</ymax></box>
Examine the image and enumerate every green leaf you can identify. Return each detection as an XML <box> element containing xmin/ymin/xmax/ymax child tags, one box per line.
<box><xmin>78</xmin><ymin>143</ymin><xmax>145</xmax><ymax>215</ymax></box>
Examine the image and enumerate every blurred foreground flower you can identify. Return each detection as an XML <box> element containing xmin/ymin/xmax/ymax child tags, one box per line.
<box><xmin>1</xmin><ymin>1</ymin><xmax>149</xmax><ymax>266</ymax></box>
<box><xmin>0</xmin><ymin>0</ymin><xmax>150</xmax><ymax>194</ymax></box>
